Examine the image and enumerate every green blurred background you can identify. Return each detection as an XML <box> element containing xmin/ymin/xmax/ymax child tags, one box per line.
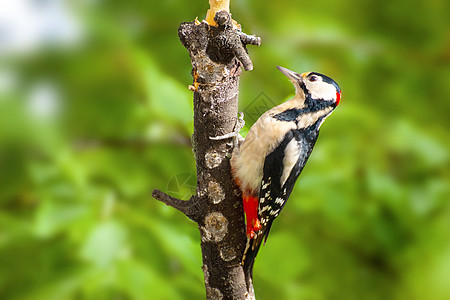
<box><xmin>1</xmin><ymin>0</ymin><xmax>449</xmax><ymax>299</ymax></box>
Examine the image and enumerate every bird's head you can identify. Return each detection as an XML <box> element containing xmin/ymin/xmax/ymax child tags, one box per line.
<box><xmin>277</xmin><ymin>66</ymin><xmax>341</xmax><ymax>107</ymax></box>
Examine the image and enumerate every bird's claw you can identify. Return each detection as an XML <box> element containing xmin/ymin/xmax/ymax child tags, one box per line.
<box><xmin>246</xmin><ymin>218</ymin><xmax>262</xmax><ymax>239</ymax></box>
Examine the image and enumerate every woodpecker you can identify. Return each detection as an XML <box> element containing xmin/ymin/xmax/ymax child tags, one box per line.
<box><xmin>230</xmin><ymin>66</ymin><xmax>341</xmax><ymax>278</ymax></box>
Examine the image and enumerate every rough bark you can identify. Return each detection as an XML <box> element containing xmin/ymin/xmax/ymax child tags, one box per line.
<box><xmin>152</xmin><ymin>10</ymin><xmax>260</xmax><ymax>300</ymax></box>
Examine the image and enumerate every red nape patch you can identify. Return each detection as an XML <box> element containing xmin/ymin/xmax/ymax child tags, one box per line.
<box><xmin>243</xmin><ymin>195</ymin><xmax>262</xmax><ymax>238</ymax></box>
<box><xmin>336</xmin><ymin>91</ymin><xmax>341</xmax><ymax>106</ymax></box>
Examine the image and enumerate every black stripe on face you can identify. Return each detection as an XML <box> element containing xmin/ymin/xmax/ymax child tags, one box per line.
<box><xmin>303</xmin><ymin>97</ymin><xmax>335</xmax><ymax>112</ymax></box>
<box><xmin>272</xmin><ymin>98</ymin><xmax>334</xmax><ymax>122</ymax></box>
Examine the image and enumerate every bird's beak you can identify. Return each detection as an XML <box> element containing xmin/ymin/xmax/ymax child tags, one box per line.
<box><xmin>277</xmin><ymin>66</ymin><xmax>302</xmax><ymax>83</ymax></box>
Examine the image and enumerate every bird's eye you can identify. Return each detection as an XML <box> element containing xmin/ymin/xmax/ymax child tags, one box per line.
<box><xmin>309</xmin><ymin>75</ymin><xmax>319</xmax><ymax>82</ymax></box>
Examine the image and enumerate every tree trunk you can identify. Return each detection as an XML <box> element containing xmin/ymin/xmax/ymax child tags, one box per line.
<box><xmin>152</xmin><ymin>10</ymin><xmax>260</xmax><ymax>300</ymax></box>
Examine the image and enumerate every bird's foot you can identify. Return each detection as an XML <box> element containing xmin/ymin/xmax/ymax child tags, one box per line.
<box><xmin>246</xmin><ymin>219</ymin><xmax>262</xmax><ymax>239</ymax></box>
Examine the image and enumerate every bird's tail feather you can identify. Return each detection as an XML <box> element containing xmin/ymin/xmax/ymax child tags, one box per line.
<box><xmin>242</xmin><ymin>221</ymin><xmax>273</xmax><ymax>286</ymax></box>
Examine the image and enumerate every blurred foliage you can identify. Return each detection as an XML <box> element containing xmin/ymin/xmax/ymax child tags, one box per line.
<box><xmin>0</xmin><ymin>0</ymin><xmax>449</xmax><ymax>299</ymax></box>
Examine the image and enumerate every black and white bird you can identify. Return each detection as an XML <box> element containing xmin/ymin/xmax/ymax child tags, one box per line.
<box><xmin>229</xmin><ymin>66</ymin><xmax>341</xmax><ymax>278</ymax></box>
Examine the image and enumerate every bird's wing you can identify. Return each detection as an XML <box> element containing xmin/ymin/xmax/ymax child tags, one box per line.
<box><xmin>257</xmin><ymin>127</ymin><xmax>319</xmax><ymax>243</ymax></box>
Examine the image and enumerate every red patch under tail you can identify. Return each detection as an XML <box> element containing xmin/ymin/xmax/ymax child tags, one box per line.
<box><xmin>243</xmin><ymin>194</ymin><xmax>262</xmax><ymax>238</ymax></box>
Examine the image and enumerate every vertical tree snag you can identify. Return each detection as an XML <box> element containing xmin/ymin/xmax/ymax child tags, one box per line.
<box><xmin>152</xmin><ymin>3</ymin><xmax>261</xmax><ymax>300</ymax></box>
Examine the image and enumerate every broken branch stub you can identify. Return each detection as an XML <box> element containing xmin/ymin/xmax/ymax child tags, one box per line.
<box><xmin>207</xmin><ymin>11</ymin><xmax>261</xmax><ymax>71</ymax></box>
<box><xmin>180</xmin><ymin>10</ymin><xmax>261</xmax><ymax>74</ymax></box>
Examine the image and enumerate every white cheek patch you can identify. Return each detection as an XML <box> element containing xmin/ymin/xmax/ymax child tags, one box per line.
<box><xmin>308</xmin><ymin>81</ymin><xmax>336</xmax><ymax>101</ymax></box>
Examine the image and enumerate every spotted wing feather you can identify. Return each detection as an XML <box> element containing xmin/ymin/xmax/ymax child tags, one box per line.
<box><xmin>258</xmin><ymin>126</ymin><xmax>319</xmax><ymax>243</ymax></box>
